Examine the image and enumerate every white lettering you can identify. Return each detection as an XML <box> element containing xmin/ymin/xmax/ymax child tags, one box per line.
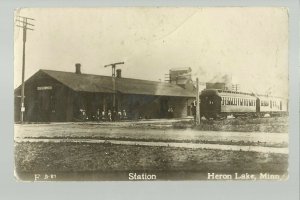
<box><xmin>128</xmin><ymin>173</ymin><xmax>157</xmax><ymax>180</ymax></box>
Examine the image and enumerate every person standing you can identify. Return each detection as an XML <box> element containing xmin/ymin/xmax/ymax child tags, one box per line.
<box><xmin>108</xmin><ymin>110</ymin><xmax>112</xmax><ymax>121</ymax></box>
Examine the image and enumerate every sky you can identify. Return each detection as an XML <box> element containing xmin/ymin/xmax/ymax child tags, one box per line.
<box><xmin>14</xmin><ymin>7</ymin><xmax>288</xmax><ymax>97</ymax></box>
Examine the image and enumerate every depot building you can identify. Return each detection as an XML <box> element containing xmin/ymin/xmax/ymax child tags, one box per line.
<box><xmin>14</xmin><ymin>64</ymin><xmax>196</xmax><ymax>122</ymax></box>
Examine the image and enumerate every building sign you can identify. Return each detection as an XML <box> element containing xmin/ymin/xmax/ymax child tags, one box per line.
<box><xmin>37</xmin><ymin>86</ymin><xmax>52</xmax><ymax>91</ymax></box>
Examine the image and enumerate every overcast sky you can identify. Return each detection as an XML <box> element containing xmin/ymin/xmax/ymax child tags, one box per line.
<box><xmin>14</xmin><ymin>8</ymin><xmax>288</xmax><ymax>97</ymax></box>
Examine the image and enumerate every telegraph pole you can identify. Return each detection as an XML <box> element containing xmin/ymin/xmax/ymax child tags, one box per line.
<box><xmin>16</xmin><ymin>16</ymin><xmax>35</xmax><ymax>123</ymax></box>
<box><xmin>196</xmin><ymin>78</ymin><xmax>200</xmax><ymax>125</ymax></box>
<box><xmin>104</xmin><ymin>62</ymin><xmax>124</xmax><ymax>114</ymax></box>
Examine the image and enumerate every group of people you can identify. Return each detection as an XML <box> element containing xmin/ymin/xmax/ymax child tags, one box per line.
<box><xmin>96</xmin><ymin>109</ymin><xmax>127</xmax><ymax>121</ymax></box>
<box><xmin>78</xmin><ymin>108</ymin><xmax>127</xmax><ymax>121</ymax></box>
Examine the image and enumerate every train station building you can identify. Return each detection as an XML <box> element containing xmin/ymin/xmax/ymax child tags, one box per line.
<box><xmin>14</xmin><ymin>64</ymin><xmax>196</xmax><ymax>122</ymax></box>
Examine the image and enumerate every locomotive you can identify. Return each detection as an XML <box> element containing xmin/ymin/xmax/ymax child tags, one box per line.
<box><xmin>199</xmin><ymin>89</ymin><xmax>288</xmax><ymax>119</ymax></box>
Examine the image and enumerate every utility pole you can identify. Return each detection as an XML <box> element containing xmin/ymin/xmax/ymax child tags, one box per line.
<box><xmin>104</xmin><ymin>62</ymin><xmax>124</xmax><ymax>114</ymax></box>
<box><xmin>195</xmin><ymin>78</ymin><xmax>200</xmax><ymax>125</ymax></box>
<box><xmin>16</xmin><ymin>16</ymin><xmax>35</xmax><ymax>123</ymax></box>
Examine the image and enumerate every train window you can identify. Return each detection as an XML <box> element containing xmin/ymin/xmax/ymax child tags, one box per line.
<box><xmin>240</xmin><ymin>99</ymin><xmax>243</xmax><ymax>106</ymax></box>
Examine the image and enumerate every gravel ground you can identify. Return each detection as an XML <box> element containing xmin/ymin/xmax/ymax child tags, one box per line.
<box><xmin>14</xmin><ymin>123</ymin><xmax>288</xmax><ymax>148</ymax></box>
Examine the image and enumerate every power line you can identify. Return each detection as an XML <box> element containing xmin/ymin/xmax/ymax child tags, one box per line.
<box><xmin>104</xmin><ymin>62</ymin><xmax>125</xmax><ymax>118</ymax></box>
<box><xmin>15</xmin><ymin>16</ymin><xmax>35</xmax><ymax>123</ymax></box>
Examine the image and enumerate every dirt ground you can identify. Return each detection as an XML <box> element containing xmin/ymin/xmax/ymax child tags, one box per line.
<box><xmin>14</xmin><ymin>116</ymin><xmax>289</xmax><ymax>181</ymax></box>
<box><xmin>15</xmin><ymin>142</ymin><xmax>288</xmax><ymax>180</ymax></box>
<box><xmin>15</xmin><ymin>117</ymin><xmax>288</xmax><ymax>148</ymax></box>
<box><xmin>173</xmin><ymin>116</ymin><xmax>288</xmax><ymax>133</ymax></box>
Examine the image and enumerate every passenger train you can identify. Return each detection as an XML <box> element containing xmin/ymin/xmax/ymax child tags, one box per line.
<box><xmin>200</xmin><ymin>89</ymin><xmax>288</xmax><ymax>119</ymax></box>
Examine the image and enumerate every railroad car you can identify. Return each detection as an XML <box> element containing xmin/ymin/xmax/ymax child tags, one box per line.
<box><xmin>200</xmin><ymin>89</ymin><xmax>288</xmax><ymax>119</ymax></box>
<box><xmin>256</xmin><ymin>95</ymin><xmax>288</xmax><ymax>116</ymax></box>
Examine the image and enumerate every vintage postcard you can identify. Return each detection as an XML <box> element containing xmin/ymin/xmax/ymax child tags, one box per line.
<box><xmin>14</xmin><ymin>7</ymin><xmax>289</xmax><ymax>181</ymax></box>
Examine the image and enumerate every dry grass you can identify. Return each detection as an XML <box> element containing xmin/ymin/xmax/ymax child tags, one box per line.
<box><xmin>15</xmin><ymin>142</ymin><xmax>288</xmax><ymax>174</ymax></box>
<box><xmin>172</xmin><ymin>116</ymin><xmax>288</xmax><ymax>133</ymax></box>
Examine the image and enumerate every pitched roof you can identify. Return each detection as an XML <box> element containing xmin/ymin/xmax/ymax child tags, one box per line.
<box><xmin>40</xmin><ymin>70</ymin><xmax>196</xmax><ymax>97</ymax></box>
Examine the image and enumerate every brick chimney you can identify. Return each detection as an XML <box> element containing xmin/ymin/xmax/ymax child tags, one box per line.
<box><xmin>116</xmin><ymin>69</ymin><xmax>122</xmax><ymax>78</ymax></box>
<box><xmin>75</xmin><ymin>63</ymin><xmax>81</xmax><ymax>74</ymax></box>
